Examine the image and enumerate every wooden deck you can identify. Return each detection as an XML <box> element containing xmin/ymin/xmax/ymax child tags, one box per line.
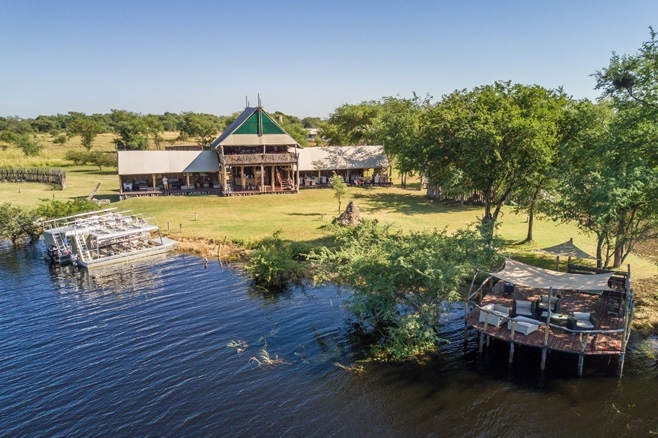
<box><xmin>119</xmin><ymin>187</ymin><xmax>298</xmax><ymax>199</ymax></box>
<box><xmin>466</xmin><ymin>281</ymin><xmax>628</xmax><ymax>356</ymax></box>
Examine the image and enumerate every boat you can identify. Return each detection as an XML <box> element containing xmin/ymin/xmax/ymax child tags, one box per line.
<box><xmin>42</xmin><ymin>208</ymin><xmax>177</xmax><ymax>269</ymax></box>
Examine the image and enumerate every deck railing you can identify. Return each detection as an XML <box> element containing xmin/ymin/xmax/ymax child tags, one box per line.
<box><xmin>222</xmin><ymin>152</ymin><xmax>297</xmax><ymax>165</ymax></box>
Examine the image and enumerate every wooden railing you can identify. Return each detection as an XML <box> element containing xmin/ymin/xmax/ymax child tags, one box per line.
<box><xmin>222</xmin><ymin>153</ymin><xmax>297</xmax><ymax>165</ymax></box>
<box><xmin>0</xmin><ymin>167</ymin><xmax>66</xmax><ymax>188</ymax></box>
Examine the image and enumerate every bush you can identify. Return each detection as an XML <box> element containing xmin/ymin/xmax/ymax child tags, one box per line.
<box><xmin>64</xmin><ymin>150</ymin><xmax>90</xmax><ymax>165</ymax></box>
<box><xmin>244</xmin><ymin>231</ymin><xmax>305</xmax><ymax>289</ymax></box>
<box><xmin>88</xmin><ymin>151</ymin><xmax>117</xmax><ymax>170</ymax></box>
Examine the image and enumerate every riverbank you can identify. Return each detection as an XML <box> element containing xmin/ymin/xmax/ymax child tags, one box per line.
<box><xmin>2</xmin><ymin>164</ymin><xmax>656</xmax><ymax>334</ymax></box>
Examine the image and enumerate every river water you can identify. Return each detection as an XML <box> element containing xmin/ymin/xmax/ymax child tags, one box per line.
<box><xmin>1</xmin><ymin>242</ymin><xmax>657</xmax><ymax>437</ymax></box>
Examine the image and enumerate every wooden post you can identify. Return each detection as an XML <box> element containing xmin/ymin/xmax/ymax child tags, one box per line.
<box><xmin>179</xmin><ymin>224</ymin><xmax>182</xmax><ymax>233</ymax></box>
<box><xmin>260</xmin><ymin>165</ymin><xmax>264</xmax><ymax>191</ymax></box>
<box><xmin>194</xmin><ymin>213</ymin><xmax>198</xmax><ymax>221</ymax></box>
<box><xmin>544</xmin><ymin>287</ymin><xmax>552</xmax><ymax>347</ymax></box>
<box><xmin>479</xmin><ymin>333</ymin><xmax>485</xmax><ymax>353</ymax></box>
<box><xmin>540</xmin><ymin>348</ymin><xmax>547</xmax><ymax>371</ymax></box>
<box><xmin>464</xmin><ymin>296</ymin><xmax>469</xmax><ymax>345</ymax></box>
<box><xmin>167</xmin><ymin>221</ymin><xmax>170</xmax><ymax>231</ymax></box>
<box><xmin>578</xmin><ymin>353</ymin><xmax>584</xmax><ymax>377</ymax></box>
<box><xmin>509</xmin><ymin>342</ymin><xmax>515</xmax><ymax>364</ymax></box>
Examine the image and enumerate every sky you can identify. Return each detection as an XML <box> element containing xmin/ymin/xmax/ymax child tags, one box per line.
<box><xmin>1</xmin><ymin>0</ymin><xmax>657</xmax><ymax>119</ymax></box>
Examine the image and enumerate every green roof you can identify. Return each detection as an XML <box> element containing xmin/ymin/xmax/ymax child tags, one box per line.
<box><xmin>234</xmin><ymin>111</ymin><xmax>285</xmax><ymax>135</ymax></box>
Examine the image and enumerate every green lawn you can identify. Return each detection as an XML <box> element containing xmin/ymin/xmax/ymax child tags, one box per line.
<box><xmin>2</xmin><ymin>163</ymin><xmax>656</xmax><ymax>280</ymax></box>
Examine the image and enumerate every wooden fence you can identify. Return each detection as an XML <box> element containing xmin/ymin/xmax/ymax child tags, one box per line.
<box><xmin>0</xmin><ymin>168</ymin><xmax>66</xmax><ymax>189</ymax></box>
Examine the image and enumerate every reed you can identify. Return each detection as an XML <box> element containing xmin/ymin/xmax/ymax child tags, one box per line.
<box><xmin>249</xmin><ymin>347</ymin><xmax>287</xmax><ymax>367</ymax></box>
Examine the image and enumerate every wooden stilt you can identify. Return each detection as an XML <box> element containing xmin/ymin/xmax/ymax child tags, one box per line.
<box><xmin>578</xmin><ymin>353</ymin><xmax>584</xmax><ymax>377</ymax></box>
<box><xmin>508</xmin><ymin>342</ymin><xmax>515</xmax><ymax>364</ymax></box>
<box><xmin>479</xmin><ymin>333</ymin><xmax>485</xmax><ymax>353</ymax></box>
<box><xmin>617</xmin><ymin>353</ymin><xmax>626</xmax><ymax>377</ymax></box>
<box><xmin>540</xmin><ymin>348</ymin><xmax>547</xmax><ymax>371</ymax></box>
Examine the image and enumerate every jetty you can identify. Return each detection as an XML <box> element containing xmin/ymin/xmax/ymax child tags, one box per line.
<box><xmin>465</xmin><ymin>258</ymin><xmax>634</xmax><ymax>377</ymax></box>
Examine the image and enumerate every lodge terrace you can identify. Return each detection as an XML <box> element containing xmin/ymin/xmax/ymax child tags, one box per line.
<box><xmin>465</xmin><ymin>258</ymin><xmax>634</xmax><ymax>377</ymax></box>
<box><xmin>117</xmin><ymin>106</ymin><xmax>390</xmax><ymax>198</ymax></box>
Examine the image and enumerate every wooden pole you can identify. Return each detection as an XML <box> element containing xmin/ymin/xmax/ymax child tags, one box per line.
<box><xmin>578</xmin><ymin>353</ymin><xmax>584</xmax><ymax>377</ymax></box>
<box><xmin>479</xmin><ymin>333</ymin><xmax>485</xmax><ymax>353</ymax></box>
<box><xmin>540</xmin><ymin>348</ymin><xmax>547</xmax><ymax>371</ymax></box>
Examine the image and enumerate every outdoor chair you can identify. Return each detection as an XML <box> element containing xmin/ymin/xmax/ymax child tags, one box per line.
<box><xmin>479</xmin><ymin>304</ymin><xmax>510</xmax><ymax>327</ymax></box>
<box><xmin>537</xmin><ymin>294</ymin><xmax>561</xmax><ymax>314</ymax></box>
<box><xmin>511</xmin><ymin>299</ymin><xmax>536</xmax><ymax>318</ymax></box>
<box><xmin>567</xmin><ymin>312</ymin><xmax>597</xmax><ymax>330</ymax></box>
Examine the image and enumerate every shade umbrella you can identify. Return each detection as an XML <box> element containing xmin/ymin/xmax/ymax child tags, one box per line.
<box><xmin>539</xmin><ymin>238</ymin><xmax>597</xmax><ymax>270</ymax></box>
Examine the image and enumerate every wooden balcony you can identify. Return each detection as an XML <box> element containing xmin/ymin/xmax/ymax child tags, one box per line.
<box><xmin>222</xmin><ymin>153</ymin><xmax>297</xmax><ymax>166</ymax></box>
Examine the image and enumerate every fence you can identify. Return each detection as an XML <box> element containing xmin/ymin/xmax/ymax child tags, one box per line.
<box><xmin>0</xmin><ymin>168</ymin><xmax>66</xmax><ymax>189</ymax></box>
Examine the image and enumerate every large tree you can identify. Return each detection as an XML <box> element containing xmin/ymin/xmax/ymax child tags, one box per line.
<box><xmin>109</xmin><ymin>109</ymin><xmax>148</xmax><ymax>150</ymax></box>
<box><xmin>416</xmin><ymin>82</ymin><xmax>571</xmax><ymax>226</ymax></box>
<box><xmin>69</xmin><ymin>117</ymin><xmax>105</xmax><ymax>151</ymax></box>
<box><xmin>179</xmin><ymin>112</ymin><xmax>222</xmax><ymax>147</ymax></box>
<box><xmin>321</xmin><ymin>101</ymin><xmax>381</xmax><ymax>145</ymax></box>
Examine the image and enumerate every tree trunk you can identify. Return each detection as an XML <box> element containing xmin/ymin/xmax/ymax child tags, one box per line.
<box><xmin>613</xmin><ymin>214</ymin><xmax>626</xmax><ymax>268</ymax></box>
<box><xmin>483</xmin><ymin>190</ymin><xmax>492</xmax><ymax>225</ymax></box>
<box><xmin>596</xmin><ymin>234</ymin><xmax>604</xmax><ymax>269</ymax></box>
<box><xmin>525</xmin><ymin>207</ymin><xmax>535</xmax><ymax>242</ymax></box>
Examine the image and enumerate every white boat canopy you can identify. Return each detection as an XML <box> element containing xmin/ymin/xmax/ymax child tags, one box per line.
<box><xmin>490</xmin><ymin>259</ymin><xmax>613</xmax><ymax>291</ymax></box>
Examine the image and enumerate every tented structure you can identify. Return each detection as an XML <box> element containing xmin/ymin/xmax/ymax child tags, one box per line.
<box><xmin>489</xmin><ymin>258</ymin><xmax>613</xmax><ymax>291</ymax></box>
<box><xmin>540</xmin><ymin>238</ymin><xmax>596</xmax><ymax>260</ymax></box>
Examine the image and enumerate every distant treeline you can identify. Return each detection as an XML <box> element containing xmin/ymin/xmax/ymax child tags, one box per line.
<box><xmin>0</xmin><ymin>110</ymin><xmax>324</xmax><ymax>152</ymax></box>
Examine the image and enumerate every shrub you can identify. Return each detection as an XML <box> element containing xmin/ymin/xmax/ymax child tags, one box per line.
<box><xmin>64</xmin><ymin>150</ymin><xmax>90</xmax><ymax>165</ymax></box>
<box><xmin>244</xmin><ymin>231</ymin><xmax>305</xmax><ymax>289</ymax></box>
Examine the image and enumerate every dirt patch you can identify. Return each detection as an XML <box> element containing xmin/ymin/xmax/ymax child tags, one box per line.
<box><xmin>167</xmin><ymin>235</ymin><xmax>249</xmax><ymax>263</ymax></box>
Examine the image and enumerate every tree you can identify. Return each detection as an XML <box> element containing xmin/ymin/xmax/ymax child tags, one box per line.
<box><xmin>595</xmin><ymin>27</ymin><xmax>658</xmax><ymax>113</ymax></box>
<box><xmin>310</xmin><ymin>220</ymin><xmax>502</xmax><ymax>360</ymax></box>
<box><xmin>69</xmin><ymin>117</ymin><xmax>104</xmax><ymax>151</ymax></box>
<box><xmin>179</xmin><ymin>112</ymin><xmax>222</xmax><ymax>147</ymax></box>
<box><xmin>0</xmin><ymin>203</ymin><xmax>41</xmax><ymax>244</ymax></box>
<box><xmin>109</xmin><ymin>110</ymin><xmax>148</xmax><ymax>150</ymax></box>
<box><xmin>549</xmin><ymin>100</ymin><xmax>658</xmax><ymax>268</ymax></box>
<box><xmin>272</xmin><ymin>112</ymin><xmax>308</xmax><ymax>146</ymax></box>
<box><xmin>416</xmin><ymin>82</ymin><xmax>571</xmax><ymax>226</ymax></box>
<box><xmin>89</xmin><ymin>151</ymin><xmax>117</xmax><ymax>171</ymax></box>
<box><xmin>15</xmin><ymin>134</ymin><xmax>43</xmax><ymax>156</ymax></box>
<box><xmin>330</xmin><ymin>172</ymin><xmax>347</xmax><ymax>214</ymax></box>
<box><xmin>321</xmin><ymin>102</ymin><xmax>381</xmax><ymax>145</ymax></box>
<box><xmin>144</xmin><ymin>115</ymin><xmax>164</xmax><ymax>149</ymax></box>
<box><xmin>376</xmin><ymin>95</ymin><xmax>431</xmax><ymax>188</ymax></box>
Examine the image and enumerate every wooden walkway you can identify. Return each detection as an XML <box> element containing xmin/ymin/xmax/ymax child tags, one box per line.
<box><xmin>465</xmin><ymin>281</ymin><xmax>627</xmax><ymax>356</ymax></box>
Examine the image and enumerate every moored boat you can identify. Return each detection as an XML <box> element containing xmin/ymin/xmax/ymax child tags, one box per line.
<box><xmin>42</xmin><ymin>208</ymin><xmax>177</xmax><ymax>269</ymax></box>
